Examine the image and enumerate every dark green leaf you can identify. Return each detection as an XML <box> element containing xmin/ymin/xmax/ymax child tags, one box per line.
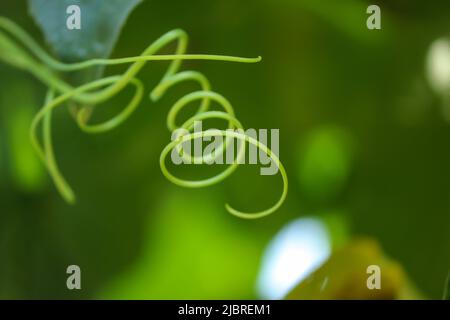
<box><xmin>28</xmin><ymin>0</ymin><xmax>141</xmax><ymax>82</ymax></box>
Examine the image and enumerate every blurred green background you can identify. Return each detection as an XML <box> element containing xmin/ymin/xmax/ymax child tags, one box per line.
<box><xmin>0</xmin><ymin>0</ymin><xmax>449</xmax><ymax>299</ymax></box>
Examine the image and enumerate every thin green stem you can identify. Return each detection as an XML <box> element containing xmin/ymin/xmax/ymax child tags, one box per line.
<box><xmin>42</xmin><ymin>90</ymin><xmax>76</xmax><ymax>203</ymax></box>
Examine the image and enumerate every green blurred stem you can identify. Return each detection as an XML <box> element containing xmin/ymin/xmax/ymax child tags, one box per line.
<box><xmin>444</xmin><ymin>272</ymin><xmax>450</xmax><ymax>300</ymax></box>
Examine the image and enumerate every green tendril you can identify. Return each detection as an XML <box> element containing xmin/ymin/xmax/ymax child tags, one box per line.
<box><xmin>0</xmin><ymin>16</ymin><xmax>286</xmax><ymax>218</ymax></box>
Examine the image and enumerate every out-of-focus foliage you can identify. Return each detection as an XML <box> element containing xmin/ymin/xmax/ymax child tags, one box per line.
<box><xmin>101</xmin><ymin>190</ymin><xmax>263</xmax><ymax>299</ymax></box>
<box><xmin>1</xmin><ymin>80</ymin><xmax>45</xmax><ymax>192</ymax></box>
<box><xmin>297</xmin><ymin>126</ymin><xmax>354</xmax><ymax>203</ymax></box>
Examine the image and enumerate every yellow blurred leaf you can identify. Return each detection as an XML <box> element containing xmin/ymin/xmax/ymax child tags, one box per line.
<box><xmin>286</xmin><ymin>238</ymin><xmax>422</xmax><ymax>300</ymax></box>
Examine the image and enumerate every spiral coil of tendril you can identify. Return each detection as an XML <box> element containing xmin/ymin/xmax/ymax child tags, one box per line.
<box><xmin>0</xmin><ymin>17</ymin><xmax>287</xmax><ymax>218</ymax></box>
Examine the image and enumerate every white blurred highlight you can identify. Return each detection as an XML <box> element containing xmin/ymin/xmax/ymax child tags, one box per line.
<box><xmin>257</xmin><ymin>218</ymin><xmax>331</xmax><ymax>299</ymax></box>
<box><xmin>426</xmin><ymin>38</ymin><xmax>450</xmax><ymax>95</ymax></box>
